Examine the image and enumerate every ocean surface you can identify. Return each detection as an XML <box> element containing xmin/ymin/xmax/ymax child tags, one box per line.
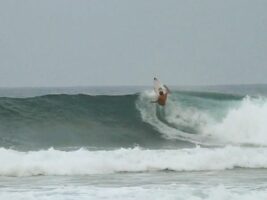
<box><xmin>1</xmin><ymin>85</ymin><xmax>267</xmax><ymax>199</ymax></box>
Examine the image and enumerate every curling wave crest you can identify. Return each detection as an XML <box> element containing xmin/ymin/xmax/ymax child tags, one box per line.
<box><xmin>137</xmin><ymin>91</ymin><xmax>267</xmax><ymax>146</ymax></box>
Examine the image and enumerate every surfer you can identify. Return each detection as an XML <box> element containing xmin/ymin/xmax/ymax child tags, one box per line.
<box><xmin>151</xmin><ymin>84</ymin><xmax>170</xmax><ymax>106</ymax></box>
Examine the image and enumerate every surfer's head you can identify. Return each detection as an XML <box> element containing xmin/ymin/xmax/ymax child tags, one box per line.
<box><xmin>158</xmin><ymin>88</ymin><xmax>164</xmax><ymax>96</ymax></box>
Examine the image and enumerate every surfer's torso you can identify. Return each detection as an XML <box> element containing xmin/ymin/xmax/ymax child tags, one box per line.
<box><xmin>158</xmin><ymin>93</ymin><xmax>168</xmax><ymax>106</ymax></box>
<box><xmin>153</xmin><ymin>77</ymin><xmax>170</xmax><ymax>106</ymax></box>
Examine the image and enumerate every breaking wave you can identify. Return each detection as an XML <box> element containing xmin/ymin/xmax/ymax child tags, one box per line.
<box><xmin>0</xmin><ymin>146</ymin><xmax>267</xmax><ymax>176</ymax></box>
<box><xmin>0</xmin><ymin>90</ymin><xmax>267</xmax><ymax>149</ymax></box>
<box><xmin>137</xmin><ymin>91</ymin><xmax>267</xmax><ymax>146</ymax></box>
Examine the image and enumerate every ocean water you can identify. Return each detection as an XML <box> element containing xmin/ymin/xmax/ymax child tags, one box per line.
<box><xmin>1</xmin><ymin>85</ymin><xmax>267</xmax><ymax>199</ymax></box>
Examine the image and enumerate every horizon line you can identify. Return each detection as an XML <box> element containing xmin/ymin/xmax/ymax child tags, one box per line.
<box><xmin>1</xmin><ymin>83</ymin><xmax>267</xmax><ymax>89</ymax></box>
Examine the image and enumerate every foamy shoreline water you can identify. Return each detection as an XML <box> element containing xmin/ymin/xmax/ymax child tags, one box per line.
<box><xmin>1</xmin><ymin>170</ymin><xmax>267</xmax><ymax>200</ymax></box>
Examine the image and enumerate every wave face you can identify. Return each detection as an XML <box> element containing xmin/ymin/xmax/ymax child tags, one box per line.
<box><xmin>0</xmin><ymin>90</ymin><xmax>267</xmax><ymax>149</ymax></box>
<box><xmin>0</xmin><ymin>94</ymin><xmax>172</xmax><ymax>149</ymax></box>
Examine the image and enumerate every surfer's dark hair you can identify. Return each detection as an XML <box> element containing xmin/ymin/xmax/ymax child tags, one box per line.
<box><xmin>159</xmin><ymin>91</ymin><xmax>164</xmax><ymax>95</ymax></box>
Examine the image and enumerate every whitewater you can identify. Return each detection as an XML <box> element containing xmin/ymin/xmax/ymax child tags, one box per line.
<box><xmin>1</xmin><ymin>146</ymin><xmax>267</xmax><ymax>176</ymax></box>
<box><xmin>0</xmin><ymin>86</ymin><xmax>267</xmax><ymax>200</ymax></box>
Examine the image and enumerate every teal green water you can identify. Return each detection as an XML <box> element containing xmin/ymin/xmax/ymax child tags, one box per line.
<box><xmin>1</xmin><ymin>86</ymin><xmax>267</xmax><ymax>200</ymax></box>
<box><xmin>0</xmin><ymin>90</ymin><xmax>245</xmax><ymax>149</ymax></box>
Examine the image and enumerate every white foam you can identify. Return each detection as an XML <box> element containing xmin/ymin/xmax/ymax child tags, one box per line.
<box><xmin>0</xmin><ymin>184</ymin><xmax>267</xmax><ymax>200</ymax></box>
<box><xmin>136</xmin><ymin>91</ymin><xmax>213</xmax><ymax>143</ymax></box>
<box><xmin>205</xmin><ymin>97</ymin><xmax>267</xmax><ymax>145</ymax></box>
<box><xmin>0</xmin><ymin>146</ymin><xmax>267</xmax><ymax>176</ymax></box>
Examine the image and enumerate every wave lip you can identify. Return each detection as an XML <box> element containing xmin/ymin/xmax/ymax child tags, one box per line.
<box><xmin>1</xmin><ymin>146</ymin><xmax>267</xmax><ymax>176</ymax></box>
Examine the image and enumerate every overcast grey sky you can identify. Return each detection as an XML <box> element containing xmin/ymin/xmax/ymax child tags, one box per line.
<box><xmin>0</xmin><ymin>0</ymin><xmax>266</xmax><ymax>87</ymax></box>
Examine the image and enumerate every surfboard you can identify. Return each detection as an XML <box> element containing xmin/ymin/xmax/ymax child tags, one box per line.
<box><xmin>153</xmin><ymin>77</ymin><xmax>166</xmax><ymax>95</ymax></box>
